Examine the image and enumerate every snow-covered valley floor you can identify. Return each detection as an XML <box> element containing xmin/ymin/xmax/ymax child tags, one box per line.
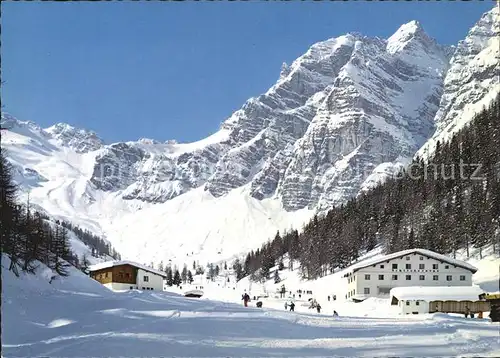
<box><xmin>2</xmin><ymin>261</ymin><xmax>500</xmax><ymax>358</ymax></box>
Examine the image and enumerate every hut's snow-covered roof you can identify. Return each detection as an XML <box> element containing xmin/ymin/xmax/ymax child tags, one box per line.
<box><xmin>390</xmin><ymin>285</ymin><xmax>484</xmax><ymax>302</ymax></box>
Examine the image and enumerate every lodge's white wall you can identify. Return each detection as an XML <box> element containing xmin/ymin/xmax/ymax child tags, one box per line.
<box><xmin>399</xmin><ymin>299</ymin><xmax>429</xmax><ymax>315</ymax></box>
<box><xmin>346</xmin><ymin>252</ymin><xmax>473</xmax><ymax>298</ymax></box>
<box><xmin>104</xmin><ymin>282</ymin><xmax>138</xmax><ymax>291</ymax></box>
<box><xmin>136</xmin><ymin>268</ymin><xmax>164</xmax><ymax>291</ymax></box>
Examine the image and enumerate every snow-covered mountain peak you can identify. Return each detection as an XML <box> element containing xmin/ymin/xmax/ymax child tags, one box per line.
<box><xmin>2</xmin><ymin>9</ymin><xmax>497</xmax><ymax>265</ymax></box>
<box><xmin>45</xmin><ymin>122</ymin><xmax>104</xmax><ymax>153</ymax></box>
<box><xmin>138</xmin><ymin>138</ymin><xmax>160</xmax><ymax>145</ymax></box>
<box><xmin>1</xmin><ymin>112</ymin><xmax>45</xmax><ymax>134</ymax></box>
<box><xmin>386</xmin><ymin>20</ymin><xmax>435</xmax><ymax>55</ymax></box>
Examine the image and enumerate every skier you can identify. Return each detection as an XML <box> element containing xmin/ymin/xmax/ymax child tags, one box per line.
<box><xmin>242</xmin><ymin>293</ymin><xmax>250</xmax><ymax>307</ymax></box>
<box><xmin>309</xmin><ymin>298</ymin><xmax>317</xmax><ymax>309</ymax></box>
<box><xmin>333</xmin><ymin>310</ymin><xmax>339</xmax><ymax>317</ymax></box>
<box><xmin>328</xmin><ymin>295</ymin><xmax>330</xmax><ymax>302</ymax></box>
<box><xmin>289</xmin><ymin>301</ymin><xmax>295</xmax><ymax>312</ymax></box>
<box><xmin>316</xmin><ymin>303</ymin><xmax>321</xmax><ymax>314</ymax></box>
<box><xmin>284</xmin><ymin>302</ymin><xmax>288</xmax><ymax>310</ymax></box>
<box><xmin>280</xmin><ymin>284</ymin><xmax>286</xmax><ymax>298</ymax></box>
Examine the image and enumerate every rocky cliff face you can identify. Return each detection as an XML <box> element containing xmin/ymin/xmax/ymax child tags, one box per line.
<box><xmin>1</xmin><ymin>7</ymin><xmax>498</xmax><ymax>264</ymax></box>
<box><xmin>46</xmin><ymin>123</ymin><xmax>104</xmax><ymax>153</ymax></box>
<box><xmin>417</xmin><ymin>6</ymin><xmax>500</xmax><ymax>158</ymax></box>
<box><xmin>82</xmin><ymin>21</ymin><xmax>450</xmax><ymax>211</ymax></box>
<box><xmin>276</xmin><ymin>23</ymin><xmax>450</xmax><ymax>211</ymax></box>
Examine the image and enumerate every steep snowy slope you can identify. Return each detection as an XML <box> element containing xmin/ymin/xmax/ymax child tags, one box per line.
<box><xmin>1</xmin><ymin>114</ymin><xmax>312</xmax><ymax>265</ymax></box>
<box><xmin>417</xmin><ymin>6</ymin><xmax>499</xmax><ymax>157</ymax></box>
<box><xmin>3</xmin><ymin>253</ymin><xmax>500</xmax><ymax>357</ymax></box>
<box><xmin>1</xmin><ymin>8</ymin><xmax>498</xmax><ymax>266</ymax></box>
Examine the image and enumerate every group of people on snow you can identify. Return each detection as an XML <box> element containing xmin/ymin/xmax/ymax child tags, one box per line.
<box><xmin>242</xmin><ymin>290</ymin><xmax>338</xmax><ymax>317</ymax></box>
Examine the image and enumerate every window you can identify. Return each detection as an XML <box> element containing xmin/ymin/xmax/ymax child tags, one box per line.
<box><xmin>392</xmin><ymin>263</ymin><xmax>398</xmax><ymax>270</ymax></box>
<box><xmin>433</xmin><ymin>275</ymin><xmax>438</xmax><ymax>281</ymax></box>
<box><xmin>144</xmin><ymin>276</ymin><xmax>149</xmax><ymax>282</ymax></box>
<box><xmin>446</xmin><ymin>275</ymin><xmax>452</xmax><ymax>281</ymax></box>
<box><xmin>416</xmin><ymin>301</ymin><xmax>420</xmax><ymax>306</ymax></box>
<box><xmin>365</xmin><ymin>274</ymin><xmax>371</xmax><ymax>280</ymax></box>
<box><xmin>406</xmin><ymin>264</ymin><xmax>411</xmax><ymax>270</ymax></box>
<box><xmin>125</xmin><ymin>273</ymin><xmax>130</xmax><ymax>279</ymax></box>
<box><xmin>105</xmin><ymin>272</ymin><xmax>108</xmax><ymax>278</ymax></box>
<box><xmin>364</xmin><ymin>288</ymin><xmax>370</xmax><ymax>294</ymax></box>
<box><xmin>445</xmin><ymin>265</ymin><xmax>449</xmax><ymax>269</ymax></box>
<box><xmin>432</xmin><ymin>264</ymin><xmax>438</xmax><ymax>270</ymax></box>
<box><xmin>406</xmin><ymin>256</ymin><xmax>410</xmax><ymax>261</ymax></box>
<box><xmin>419</xmin><ymin>275</ymin><xmax>425</xmax><ymax>281</ymax></box>
<box><xmin>380</xmin><ymin>265</ymin><xmax>384</xmax><ymax>269</ymax></box>
<box><xmin>419</xmin><ymin>264</ymin><xmax>425</xmax><ymax>270</ymax></box>
<box><xmin>392</xmin><ymin>274</ymin><xmax>398</xmax><ymax>280</ymax></box>
<box><xmin>419</xmin><ymin>256</ymin><xmax>424</xmax><ymax>261</ymax></box>
<box><xmin>406</xmin><ymin>275</ymin><xmax>411</xmax><ymax>280</ymax></box>
<box><xmin>406</xmin><ymin>301</ymin><xmax>410</xmax><ymax>306</ymax></box>
<box><xmin>378</xmin><ymin>275</ymin><xmax>384</xmax><ymax>280</ymax></box>
<box><xmin>460</xmin><ymin>275</ymin><xmax>466</xmax><ymax>281</ymax></box>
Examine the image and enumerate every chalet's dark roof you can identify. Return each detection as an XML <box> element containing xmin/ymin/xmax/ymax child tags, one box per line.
<box><xmin>347</xmin><ymin>248</ymin><xmax>477</xmax><ymax>274</ymax></box>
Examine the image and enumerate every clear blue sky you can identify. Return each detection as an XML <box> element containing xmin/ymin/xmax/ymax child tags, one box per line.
<box><xmin>2</xmin><ymin>1</ymin><xmax>493</xmax><ymax>144</ymax></box>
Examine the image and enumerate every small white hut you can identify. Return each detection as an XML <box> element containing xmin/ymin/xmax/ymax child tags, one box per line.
<box><xmin>390</xmin><ymin>286</ymin><xmax>485</xmax><ymax>315</ymax></box>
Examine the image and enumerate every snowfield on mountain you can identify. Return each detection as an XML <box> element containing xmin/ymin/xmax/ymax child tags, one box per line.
<box><xmin>1</xmin><ymin>6</ymin><xmax>498</xmax><ymax>266</ymax></box>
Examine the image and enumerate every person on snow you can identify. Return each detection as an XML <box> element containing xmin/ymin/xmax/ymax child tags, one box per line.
<box><xmin>289</xmin><ymin>302</ymin><xmax>295</xmax><ymax>312</ymax></box>
<box><xmin>284</xmin><ymin>302</ymin><xmax>288</xmax><ymax>310</ymax></box>
<box><xmin>242</xmin><ymin>293</ymin><xmax>250</xmax><ymax>307</ymax></box>
<box><xmin>333</xmin><ymin>310</ymin><xmax>339</xmax><ymax>317</ymax></box>
<box><xmin>316</xmin><ymin>303</ymin><xmax>321</xmax><ymax>313</ymax></box>
<box><xmin>309</xmin><ymin>298</ymin><xmax>317</xmax><ymax>309</ymax></box>
<box><xmin>280</xmin><ymin>284</ymin><xmax>286</xmax><ymax>298</ymax></box>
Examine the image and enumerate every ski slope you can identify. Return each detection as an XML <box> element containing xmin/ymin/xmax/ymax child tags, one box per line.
<box><xmin>3</xmin><ymin>247</ymin><xmax>500</xmax><ymax>357</ymax></box>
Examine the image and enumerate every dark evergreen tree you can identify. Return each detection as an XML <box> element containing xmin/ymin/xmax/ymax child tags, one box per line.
<box><xmin>232</xmin><ymin>259</ymin><xmax>244</xmax><ymax>281</ymax></box>
<box><xmin>165</xmin><ymin>266</ymin><xmax>173</xmax><ymax>286</ymax></box>
<box><xmin>181</xmin><ymin>264</ymin><xmax>188</xmax><ymax>284</ymax></box>
<box><xmin>173</xmin><ymin>269</ymin><xmax>182</xmax><ymax>286</ymax></box>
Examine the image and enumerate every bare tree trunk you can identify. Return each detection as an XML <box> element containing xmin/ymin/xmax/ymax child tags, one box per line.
<box><xmin>466</xmin><ymin>235</ymin><xmax>470</xmax><ymax>258</ymax></box>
